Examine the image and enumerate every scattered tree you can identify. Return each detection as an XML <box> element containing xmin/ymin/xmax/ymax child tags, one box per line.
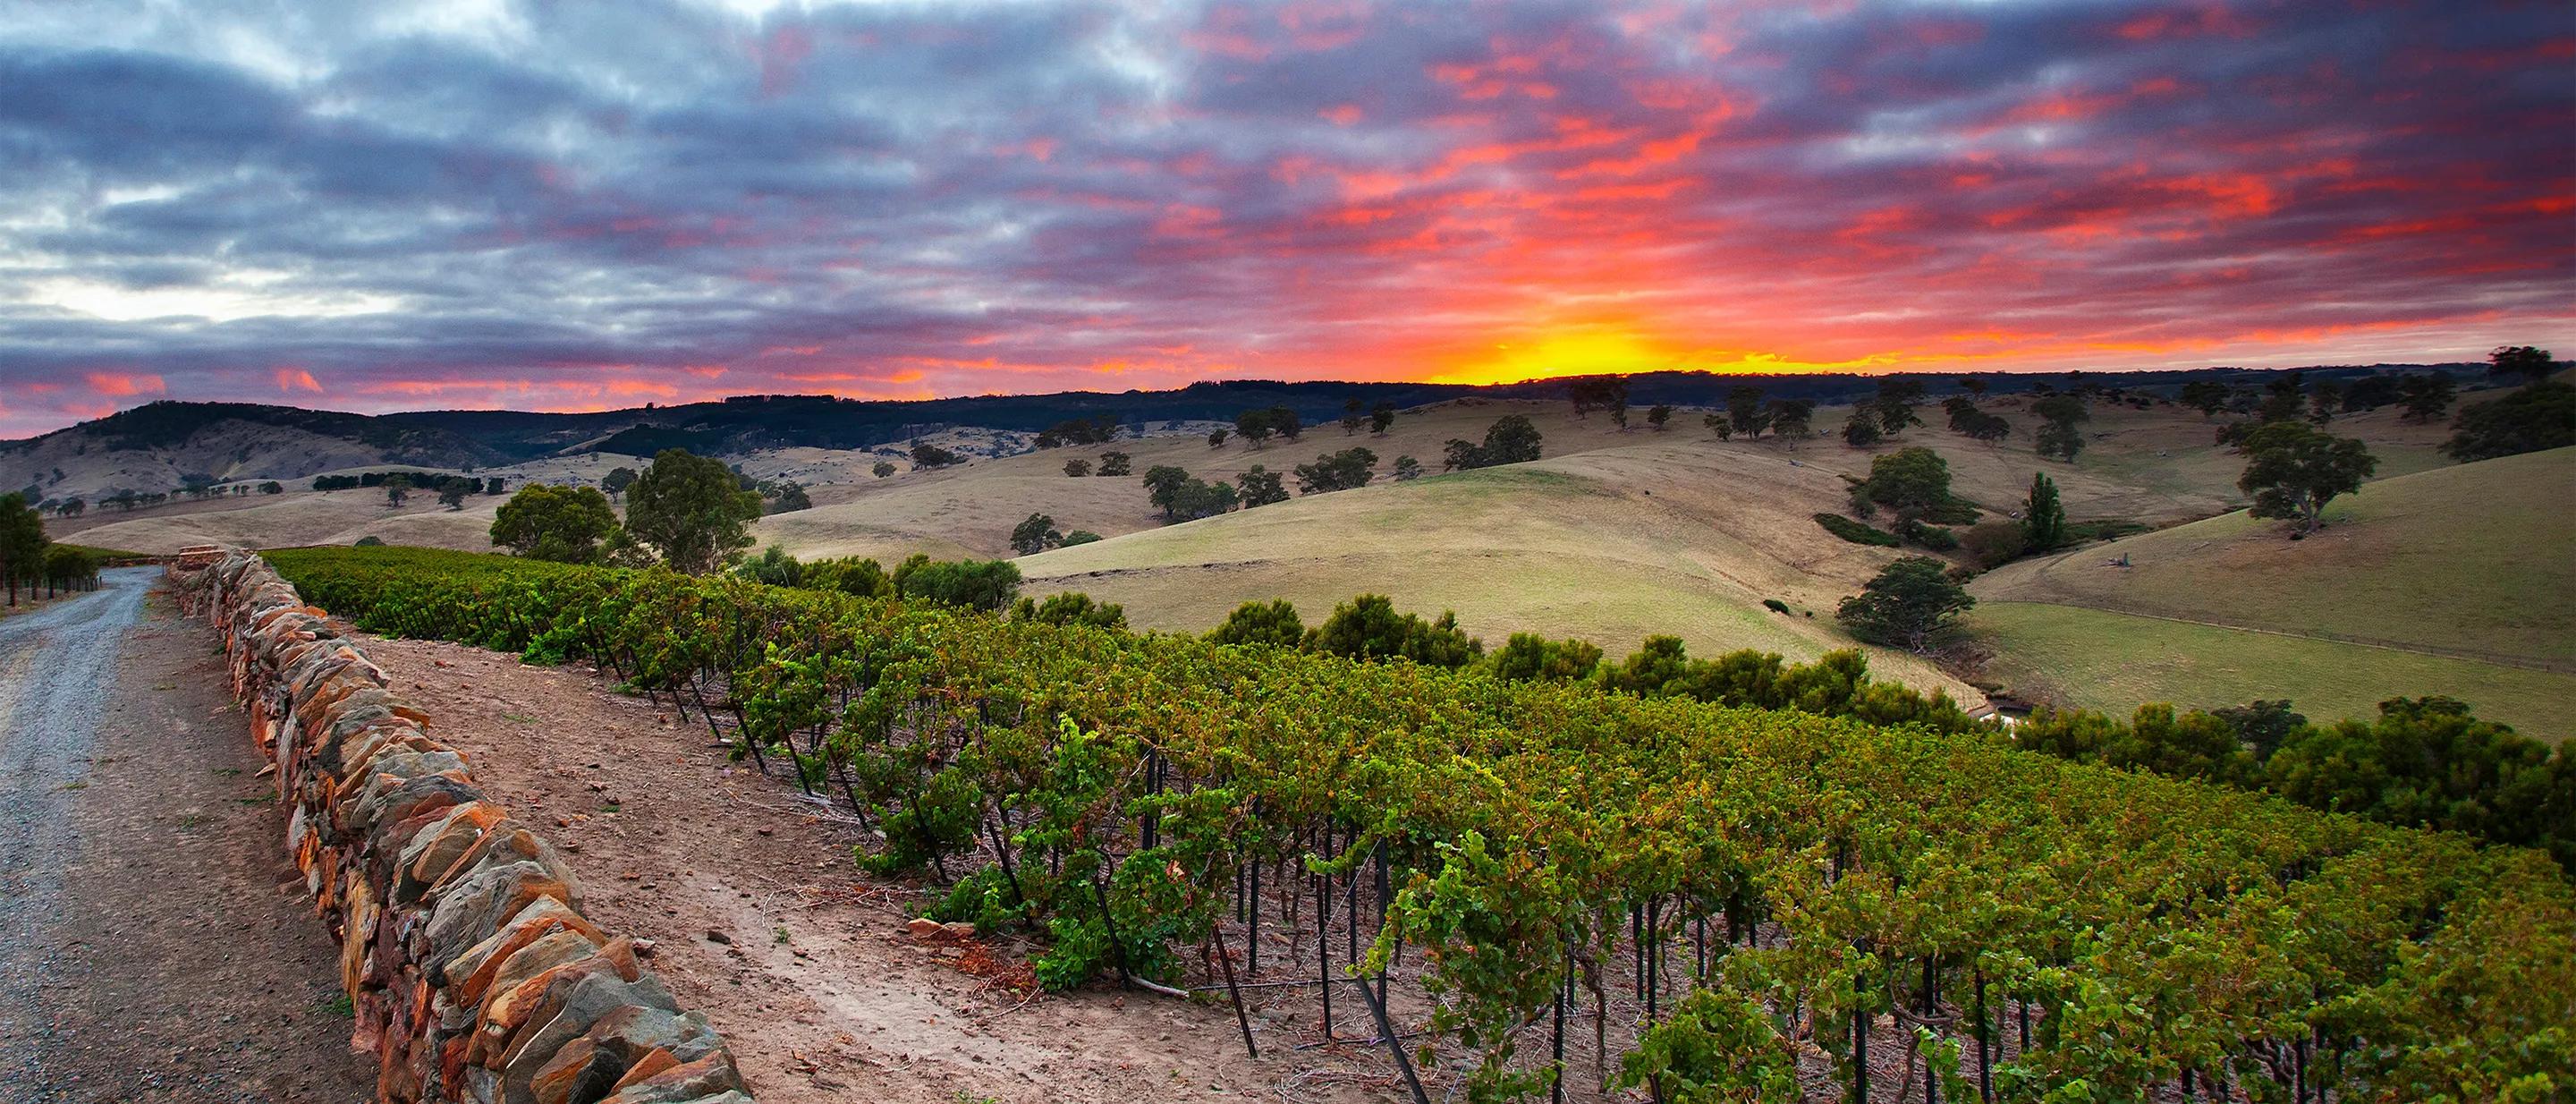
<box><xmin>1703</xmin><ymin>412</ymin><xmax>1733</xmax><ymax>441</ymax></box>
<box><xmin>1646</xmin><ymin>403</ymin><xmax>1672</xmax><ymax>431</ymax></box>
<box><xmin>1096</xmin><ymin>451</ymin><xmax>1132</xmax><ymax>477</ymax></box>
<box><xmin>735</xmin><ymin>544</ymin><xmax>803</xmax><ymax>586</ymax></box>
<box><xmin>602</xmin><ymin>466</ymin><xmax>640</xmax><ymax>497</ymax></box>
<box><xmin>1442</xmin><ymin>414</ymin><xmax>1543</xmax><ymax>470</ymax></box>
<box><xmin>1236</xmin><ymin>465</ymin><xmax>1288</xmax><ymax>506</ymax></box>
<box><xmin>1873</xmin><ymin>379</ymin><xmax>1925</xmax><ymax>436</ymax></box>
<box><xmin>2177</xmin><ymin>380</ymin><xmax>2231</xmax><ymax>417</ymax></box>
<box><xmin>490</xmin><ymin>483</ymin><xmax>622</xmax><ymax>565</ymax></box>
<box><xmin>1141</xmin><ymin>465</ymin><xmax>1237</xmax><ymax>521</ymax></box>
<box><xmin>911</xmin><ymin>442</ymin><xmax>965</xmax><ymax>470</ymax></box>
<box><xmin>1293</xmin><ymin>447</ymin><xmax>1377</xmax><ymax>495</ymax></box>
<box><xmin>1369</xmin><ymin>402</ymin><xmax>1396</xmax><ymax>436</ymax></box>
<box><xmin>1726</xmin><ymin>385</ymin><xmax>1770</xmax><ymax>439</ymax></box>
<box><xmin>2258</xmin><ymin>371</ymin><xmax>2308</xmax><ymax>423</ymax></box>
<box><xmin>625</xmin><ymin>448</ymin><xmax>766</xmax><ymax>573</ymax></box>
<box><xmin>2488</xmin><ymin>344</ymin><xmax>2558</xmax><ymax>386</ymax></box>
<box><xmin>1849</xmin><ymin>447</ymin><xmax>1953</xmax><ymax>522</ymax></box>
<box><xmin>1568</xmin><ymin>377</ymin><xmax>1629</xmax><ymax>420</ymax></box>
<box><xmin>1063</xmin><ymin>459</ymin><xmax>1091</xmax><ymax>478</ymax></box>
<box><xmin>1767</xmin><ymin>399</ymin><xmax>1817</xmax><ymax>440</ymax></box>
<box><xmin>0</xmin><ymin>493</ymin><xmax>45</xmax><ymax>607</ymax></box>
<box><xmin>2022</xmin><ymin>471</ymin><xmax>2068</xmax><ymax>551</ymax></box>
<box><xmin>2237</xmin><ymin>421</ymin><xmax>2377</xmax><ymax>535</ymax></box>
<box><xmin>2444</xmin><ymin>381</ymin><xmax>2575</xmax><ymax>461</ymax></box>
<box><xmin>767</xmin><ymin>481</ymin><xmax>812</xmax><ymax>514</ymax></box>
<box><xmin>1033</xmin><ymin>415</ymin><xmax>1121</xmax><ymax>449</ymax></box>
<box><xmin>1061</xmin><ymin>530</ymin><xmax>1103</xmax><ymax>547</ymax></box>
<box><xmin>435</xmin><ymin>476</ymin><xmax>477</xmax><ymax>510</ymax></box>
<box><xmin>1391</xmin><ymin>455</ymin><xmax>1421</xmax><ymax>481</ymax></box>
<box><xmin>2033</xmin><ymin>392</ymin><xmax>2089</xmax><ymax>462</ymax></box>
<box><xmin>258</xmin><ymin>480</ymin><xmax>284</xmax><ymax>495</ymax></box>
<box><xmin>1234</xmin><ymin>409</ymin><xmax>1275</xmax><ymax>448</ymax></box>
<box><xmin>1010</xmin><ymin>513</ymin><xmax>1063</xmax><ymax>556</ymax></box>
<box><xmin>383</xmin><ymin>474</ymin><xmax>414</xmax><ymax>506</ymax></box>
<box><xmin>1836</xmin><ymin>556</ymin><xmax>1975</xmax><ymax>653</ymax></box>
<box><xmin>2397</xmin><ymin>374</ymin><xmax>2456</xmax><ymax>422</ymax></box>
<box><xmin>1840</xmin><ymin>409</ymin><xmax>1883</xmax><ymax>448</ymax></box>
<box><xmin>1342</xmin><ymin>396</ymin><xmax>1365</xmax><ymax>435</ymax></box>
<box><xmin>872</xmin><ymin>461</ymin><xmax>897</xmax><ymax>479</ymax></box>
<box><xmin>1208</xmin><ymin>428</ymin><xmax>1229</xmax><ymax>449</ymax></box>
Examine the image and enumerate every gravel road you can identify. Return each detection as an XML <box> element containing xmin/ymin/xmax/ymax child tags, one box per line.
<box><xmin>0</xmin><ymin>568</ymin><xmax>373</xmax><ymax>1102</ymax></box>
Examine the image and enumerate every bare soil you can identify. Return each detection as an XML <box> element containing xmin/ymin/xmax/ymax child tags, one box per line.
<box><xmin>354</xmin><ymin>633</ymin><xmax>1422</xmax><ymax>1104</ymax></box>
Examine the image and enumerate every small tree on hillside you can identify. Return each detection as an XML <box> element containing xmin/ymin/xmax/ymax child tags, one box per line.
<box><xmin>2396</xmin><ymin>374</ymin><xmax>2455</xmax><ymax>422</ymax></box>
<box><xmin>1208</xmin><ymin>428</ymin><xmax>1229</xmax><ymax>449</ymax></box>
<box><xmin>1480</xmin><ymin>414</ymin><xmax>1543</xmax><ymax>464</ymax></box>
<box><xmin>872</xmin><ymin>461</ymin><xmax>897</xmax><ymax>479</ymax></box>
<box><xmin>1096</xmin><ymin>451</ymin><xmax>1132</xmax><ymax>477</ymax></box>
<box><xmin>1769</xmin><ymin>399</ymin><xmax>1817</xmax><ymax>441</ymax></box>
<box><xmin>911</xmin><ymin>443</ymin><xmax>964</xmax><ymax>470</ymax></box>
<box><xmin>0</xmin><ymin>493</ymin><xmax>45</xmax><ymax>607</ymax></box>
<box><xmin>625</xmin><ymin>448</ymin><xmax>765</xmax><ymax>573</ymax></box>
<box><xmin>2444</xmin><ymin>381</ymin><xmax>2575</xmax><ymax>461</ymax></box>
<box><xmin>1370</xmin><ymin>402</ymin><xmax>1396</xmax><ymax>436</ymax></box>
<box><xmin>2178</xmin><ymin>380</ymin><xmax>2230</xmax><ymax>417</ymax></box>
<box><xmin>2022</xmin><ymin>471</ymin><xmax>2067</xmax><ymax>551</ymax></box>
<box><xmin>1342</xmin><ymin>396</ymin><xmax>1365</xmax><ymax>435</ymax></box>
<box><xmin>258</xmin><ymin>480</ymin><xmax>284</xmax><ymax>495</ymax></box>
<box><xmin>1836</xmin><ymin>556</ymin><xmax>1974</xmax><ymax>653</ymax></box>
<box><xmin>490</xmin><ymin>483</ymin><xmax>621</xmax><ymax>564</ymax></box>
<box><xmin>1237</xmin><ymin>465</ymin><xmax>1288</xmax><ymax>506</ymax></box>
<box><xmin>436</xmin><ymin>476</ymin><xmax>477</xmax><ymax>510</ymax></box>
<box><xmin>1391</xmin><ymin>455</ymin><xmax>1421</xmax><ymax>480</ymax></box>
<box><xmin>2238</xmin><ymin>421</ymin><xmax>2377</xmax><ymax>535</ymax></box>
<box><xmin>602</xmin><ymin>466</ymin><xmax>639</xmax><ymax>497</ymax></box>
<box><xmin>1234</xmin><ymin>409</ymin><xmax>1274</xmax><ymax>448</ymax></box>
<box><xmin>1704</xmin><ymin>412</ymin><xmax>1733</xmax><ymax>440</ymax></box>
<box><xmin>1841</xmin><ymin>409</ymin><xmax>1883</xmax><ymax>448</ymax></box>
<box><xmin>1063</xmin><ymin>458</ymin><xmax>1091</xmax><ymax>477</ymax></box>
<box><xmin>1646</xmin><ymin>403</ymin><xmax>1672</xmax><ymax>431</ymax></box>
<box><xmin>1873</xmin><ymin>379</ymin><xmax>1925</xmax><ymax>437</ymax></box>
<box><xmin>1850</xmin><ymin>447</ymin><xmax>1952</xmax><ymax>521</ymax></box>
<box><xmin>1010</xmin><ymin>513</ymin><xmax>1063</xmax><ymax>556</ymax></box>
<box><xmin>2490</xmin><ymin>344</ymin><xmax>2557</xmax><ymax>386</ymax></box>
<box><xmin>383</xmin><ymin>474</ymin><xmax>413</xmax><ymax>507</ymax></box>
<box><xmin>1293</xmin><ymin>447</ymin><xmax>1377</xmax><ymax>495</ymax></box>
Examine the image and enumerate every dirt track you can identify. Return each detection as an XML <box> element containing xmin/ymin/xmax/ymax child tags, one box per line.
<box><xmin>0</xmin><ymin>569</ymin><xmax>374</xmax><ymax>1102</ymax></box>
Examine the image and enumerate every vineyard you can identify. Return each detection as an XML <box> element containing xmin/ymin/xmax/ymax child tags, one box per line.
<box><xmin>265</xmin><ymin>545</ymin><xmax>2573</xmax><ymax>1104</ymax></box>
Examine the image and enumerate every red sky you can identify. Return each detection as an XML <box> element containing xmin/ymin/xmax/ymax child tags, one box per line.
<box><xmin>2</xmin><ymin>0</ymin><xmax>2570</xmax><ymax>437</ymax></box>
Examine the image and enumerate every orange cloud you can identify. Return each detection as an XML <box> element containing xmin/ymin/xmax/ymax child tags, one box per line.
<box><xmin>273</xmin><ymin>367</ymin><xmax>323</xmax><ymax>393</ymax></box>
<box><xmin>86</xmin><ymin>372</ymin><xmax>165</xmax><ymax>397</ymax></box>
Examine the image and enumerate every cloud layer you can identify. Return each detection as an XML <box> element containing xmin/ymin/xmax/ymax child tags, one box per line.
<box><xmin>3</xmin><ymin>0</ymin><xmax>2569</xmax><ymax>437</ymax></box>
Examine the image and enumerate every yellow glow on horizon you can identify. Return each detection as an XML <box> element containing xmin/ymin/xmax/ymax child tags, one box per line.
<box><xmin>1429</xmin><ymin>325</ymin><xmax>1906</xmax><ymax>386</ymax></box>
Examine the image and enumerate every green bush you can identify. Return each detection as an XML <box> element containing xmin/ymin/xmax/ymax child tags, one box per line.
<box><xmin>1813</xmin><ymin>513</ymin><xmax>1899</xmax><ymax>547</ymax></box>
<box><xmin>1762</xmin><ymin>599</ymin><xmax>1792</xmax><ymax>615</ymax></box>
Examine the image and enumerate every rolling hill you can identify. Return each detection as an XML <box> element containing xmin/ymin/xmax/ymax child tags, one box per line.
<box><xmin>1969</xmin><ymin>446</ymin><xmax>2576</xmax><ymax>736</ymax></box>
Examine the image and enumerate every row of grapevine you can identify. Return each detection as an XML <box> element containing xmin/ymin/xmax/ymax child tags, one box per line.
<box><xmin>267</xmin><ymin>547</ymin><xmax>2573</xmax><ymax>1104</ymax></box>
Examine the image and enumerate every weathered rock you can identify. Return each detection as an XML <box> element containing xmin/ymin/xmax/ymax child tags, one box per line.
<box><xmin>167</xmin><ymin>548</ymin><xmax>757</xmax><ymax>1104</ymax></box>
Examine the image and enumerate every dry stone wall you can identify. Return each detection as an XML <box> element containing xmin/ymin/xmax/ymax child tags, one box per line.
<box><xmin>169</xmin><ymin>548</ymin><xmax>757</xmax><ymax>1104</ymax></box>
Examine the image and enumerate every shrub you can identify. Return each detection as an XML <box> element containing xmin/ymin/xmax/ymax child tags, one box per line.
<box><xmin>1894</xmin><ymin>518</ymin><xmax>1959</xmax><ymax>550</ymax></box>
<box><xmin>1060</xmin><ymin>530</ymin><xmax>1103</xmax><ymax>547</ymax></box>
<box><xmin>353</xmin><ymin>536</ymin><xmax>385</xmax><ymax>547</ymax></box>
<box><xmin>1813</xmin><ymin>513</ymin><xmax>1900</xmax><ymax>547</ymax></box>
<box><xmin>1762</xmin><ymin>599</ymin><xmax>1792</xmax><ymax>615</ymax></box>
<box><xmin>1961</xmin><ymin>521</ymin><xmax>2029</xmax><ymax>568</ymax></box>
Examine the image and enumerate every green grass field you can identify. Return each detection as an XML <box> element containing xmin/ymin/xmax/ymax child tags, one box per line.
<box><xmin>1974</xmin><ymin>446</ymin><xmax>2576</xmax><ymax>667</ymax></box>
<box><xmin>1970</xmin><ymin>601</ymin><xmax>2575</xmax><ymax>740</ymax></box>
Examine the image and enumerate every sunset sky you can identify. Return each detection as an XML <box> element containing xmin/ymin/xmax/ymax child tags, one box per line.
<box><xmin>2</xmin><ymin>0</ymin><xmax>2570</xmax><ymax>438</ymax></box>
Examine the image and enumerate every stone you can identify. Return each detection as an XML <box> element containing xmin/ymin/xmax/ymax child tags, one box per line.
<box><xmin>595</xmin><ymin>1054</ymin><xmax>748</xmax><ymax>1104</ymax></box>
<box><xmin>904</xmin><ymin>917</ymin><xmax>941</xmax><ymax>939</ymax></box>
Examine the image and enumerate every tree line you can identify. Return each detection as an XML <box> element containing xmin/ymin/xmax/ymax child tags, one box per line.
<box><xmin>0</xmin><ymin>493</ymin><xmax>104</xmax><ymax>605</ymax></box>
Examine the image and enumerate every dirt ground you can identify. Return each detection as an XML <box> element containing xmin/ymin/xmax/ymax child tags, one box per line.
<box><xmin>2</xmin><ymin>574</ymin><xmax>376</xmax><ymax>1102</ymax></box>
<box><xmin>355</xmin><ymin>632</ymin><xmax>1432</xmax><ymax>1104</ymax></box>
